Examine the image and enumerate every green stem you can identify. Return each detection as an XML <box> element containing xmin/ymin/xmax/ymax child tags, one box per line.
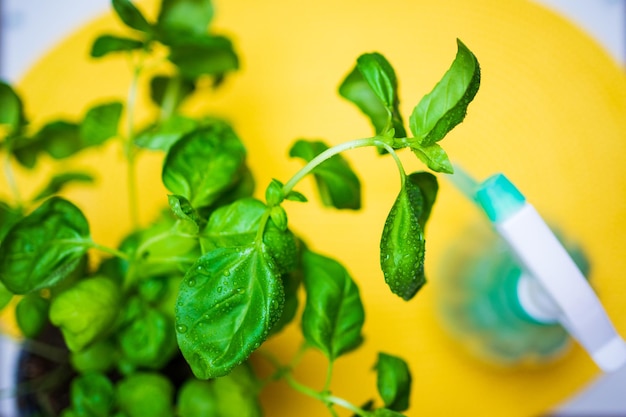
<box><xmin>323</xmin><ymin>360</ymin><xmax>334</xmax><ymax>393</ymax></box>
<box><xmin>281</xmin><ymin>136</ymin><xmax>402</xmax><ymax>196</ymax></box>
<box><xmin>284</xmin><ymin>374</ymin><xmax>367</xmax><ymax>417</ymax></box>
<box><xmin>257</xmin><ymin>348</ymin><xmax>367</xmax><ymax>416</ymax></box>
<box><xmin>159</xmin><ymin>76</ymin><xmax>181</xmax><ymax>121</ymax></box>
<box><xmin>255</xmin><ymin>209</ymin><xmax>272</xmax><ymax>245</ymax></box>
<box><xmin>88</xmin><ymin>241</ymin><xmax>130</xmax><ymax>260</ymax></box>
<box><xmin>55</xmin><ymin>239</ymin><xmax>129</xmax><ymax>260</ymax></box>
<box><xmin>125</xmin><ymin>63</ymin><xmax>142</xmax><ymax>229</ymax></box>
<box><xmin>326</xmin><ymin>394</ymin><xmax>369</xmax><ymax>417</ymax></box>
<box><xmin>282</xmin><ymin>137</ymin><xmax>377</xmax><ymax>196</ymax></box>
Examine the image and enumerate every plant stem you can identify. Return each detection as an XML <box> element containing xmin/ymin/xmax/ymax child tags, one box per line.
<box><xmin>281</xmin><ymin>136</ymin><xmax>403</xmax><ymax>197</ymax></box>
<box><xmin>257</xmin><ymin>347</ymin><xmax>368</xmax><ymax>416</ymax></box>
<box><xmin>281</xmin><ymin>137</ymin><xmax>377</xmax><ymax>196</ymax></box>
<box><xmin>125</xmin><ymin>62</ymin><xmax>142</xmax><ymax>230</ymax></box>
<box><xmin>323</xmin><ymin>360</ymin><xmax>334</xmax><ymax>393</ymax></box>
<box><xmin>159</xmin><ymin>76</ymin><xmax>181</xmax><ymax>121</ymax></box>
<box><xmin>284</xmin><ymin>373</ymin><xmax>367</xmax><ymax>417</ymax></box>
<box><xmin>88</xmin><ymin>241</ymin><xmax>130</xmax><ymax>260</ymax></box>
<box><xmin>55</xmin><ymin>239</ymin><xmax>129</xmax><ymax>260</ymax></box>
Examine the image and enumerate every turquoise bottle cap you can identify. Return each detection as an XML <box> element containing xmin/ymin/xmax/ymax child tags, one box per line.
<box><xmin>475</xmin><ymin>174</ymin><xmax>526</xmax><ymax>223</ymax></box>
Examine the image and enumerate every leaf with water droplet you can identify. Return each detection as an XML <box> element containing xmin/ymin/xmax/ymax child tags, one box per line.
<box><xmin>379</xmin><ymin>172</ymin><xmax>437</xmax><ymax>300</ymax></box>
<box><xmin>175</xmin><ymin>244</ymin><xmax>284</xmax><ymax>379</ymax></box>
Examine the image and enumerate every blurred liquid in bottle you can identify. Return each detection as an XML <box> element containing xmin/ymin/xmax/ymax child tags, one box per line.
<box><xmin>436</xmin><ymin>221</ymin><xmax>590</xmax><ymax>368</ymax></box>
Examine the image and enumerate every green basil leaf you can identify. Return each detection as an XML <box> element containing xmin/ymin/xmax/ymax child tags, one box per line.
<box><xmin>126</xmin><ymin>213</ymin><xmax>200</xmax><ymax>282</ymax></box>
<box><xmin>138</xmin><ymin>275</ymin><xmax>169</xmax><ymax>304</ymax></box>
<box><xmin>149</xmin><ymin>75</ymin><xmax>196</xmax><ymax>110</ymax></box>
<box><xmin>289</xmin><ymin>139</ymin><xmax>361</xmax><ymax>210</ymax></box>
<box><xmin>0</xmin><ymin>281</ymin><xmax>12</xmax><ymax>310</ymax></box>
<box><xmin>285</xmin><ymin>190</ymin><xmax>307</xmax><ymax>203</ymax></box>
<box><xmin>168</xmin><ymin>194</ymin><xmax>204</xmax><ymax>233</ymax></box>
<box><xmin>71</xmin><ymin>372</ymin><xmax>115</xmax><ymax>417</ymax></box>
<box><xmin>166</xmin><ymin>34</ymin><xmax>239</xmax><ymax>80</ymax></box>
<box><xmin>135</xmin><ymin>115</ymin><xmax>198</xmax><ymax>151</ymax></box>
<box><xmin>376</xmin><ymin>352</ymin><xmax>412</xmax><ymax>412</ymax></box>
<box><xmin>90</xmin><ymin>34</ymin><xmax>144</xmax><ymax>58</ymax></box>
<box><xmin>409</xmin><ymin>39</ymin><xmax>480</xmax><ymax>146</ymax></box>
<box><xmin>112</xmin><ymin>0</ymin><xmax>153</xmax><ymax>33</ymax></box>
<box><xmin>10</xmin><ymin>136</ymin><xmax>40</xmax><ymax>169</ymax></box>
<box><xmin>32</xmin><ymin>171</ymin><xmax>95</xmax><ymax>202</ymax></box>
<box><xmin>37</xmin><ymin>120</ymin><xmax>82</xmax><ymax>159</ymax></box>
<box><xmin>0</xmin><ymin>80</ymin><xmax>24</xmax><ymax>132</ymax></box>
<box><xmin>380</xmin><ymin>176</ymin><xmax>426</xmax><ymax>300</ymax></box>
<box><xmin>338</xmin><ymin>54</ymin><xmax>406</xmax><ymax>138</ymax></box>
<box><xmin>118</xmin><ymin>301</ymin><xmax>177</xmax><ymax>369</ymax></box>
<box><xmin>15</xmin><ymin>293</ymin><xmax>49</xmax><ymax>338</ymax></box>
<box><xmin>177</xmin><ymin>364</ymin><xmax>262</xmax><ymax>417</ymax></box>
<box><xmin>301</xmin><ymin>250</ymin><xmax>365</xmax><ymax>360</ymax></box>
<box><xmin>175</xmin><ymin>244</ymin><xmax>284</xmax><ymax>379</ymax></box>
<box><xmin>157</xmin><ymin>0</ymin><xmax>214</xmax><ymax>36</ymax></box>
<box><xmin>356</xmin><ymin>53</ymin><xmax>397</xmax><ymax>110</ymax></box>
<box><xmin>80</xmin><ymin>102</ymin><xmax>123</xmax><ymax>146</ymax></box>
<box><xmin>263</xmin><ymin>218</ymin><xmax>298</xmax><ymax>275</ymax></box>
<box><xmin>406</xmin><ymin>172</ymin><xmax>438</xmax><ymax>229</ymax></box>
<box><xmin>49</xmin><ymin>276</ymin><xmax>121</xmax><ymax>352</ymax></box>
<box><xmin>268</xmin><ymin>205</ymin><xmax>287</xmax><ymax>231</ymax></box>
<box><xmin>162</xmin><ymin>123</ymin><xmax>246</xmax><ymax>208</ymax></box>
<box><xmin>371</xmin><ymin>409</ymin><xmax>407</xmax><ymax>417</ymax></box>
<box><xmin>410</xmin><ymin>142</ymin><xmax>453</xmax><ymax>174</ymax></box>
<box><xmin>117</xmin><ymin>373</ymin><xmax>174</xmax><ymax>417</ymax></box>
<box><xmin>70</xmin><ymin>339</ymin><xmax>118</xmax><ymax>374</ymax></box>
<box><xmin>264</xmin><ymin>179</ymin><xmax>285</xmax><ymax>207</ymax></box>
<box><xmin>269</xmin><ymin>269</ymin><xmax>302</xmax><ymax>336</ymax></box>
<box><xmin>0</xmin><ymin>197</ymin><xmax>90</xmax><ymax>294</ymax></box>
<box><xmin>202</xmin><ymin>163</ymin><xmax>256</xmax><ymax>211</ymax></box>
<box><xmin>201</xmin><ymin>198</ymin><xmax>266</xmax><ymax>251</ymax></box>
<box><xmin>0</xmin><ymin>200</ymin><xmax>22</xmax><ymax>241</ymax></box>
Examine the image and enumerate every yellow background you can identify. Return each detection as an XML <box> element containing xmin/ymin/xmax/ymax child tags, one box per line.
<box><xmin>2</xmin><ymin>0</ymin><xmax>626</xmax><ymax>416</ymax></box>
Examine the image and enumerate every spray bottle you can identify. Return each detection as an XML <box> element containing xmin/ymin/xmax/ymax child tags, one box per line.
<box><xmin>437</xmin><ymin>167</ymin><xmax>626</xmax><ymax>372</ymax></box>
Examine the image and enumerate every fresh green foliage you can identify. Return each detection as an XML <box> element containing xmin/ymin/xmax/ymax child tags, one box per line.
<box><xmin>301</xmin><ymin>250</ymin><xmax>365</xmax><ymax>360</ymax></box>
<box><xmin>0</xmin><ymin>281</ymin><xmax>12</xmax><ymax>310</ymax></box>
<box><xmin>0</xmin><ymin>81</ymin><xmax>24</xmax><ymax>133</ymax></box>
<box><xmin>15</xmin><ymin>293</ymin><xmax>50</xmax><ymax>338</ymax></box>
<box><xmin>175</xmin><ymin>244</ymin><xmax>284</xmax><ymax>379</ymax></box>
<box><xmin>0</xmin><ymin>197</ymin><xmax>90</xmax><ymax>294</ymax></box>
<box><xmin>0</xmin><ymin>1</ymin><xmax>481</xmax><ymax>415</ymax></box>
<box><xmin>376</xmin><ymin>352</ymin><xmax>412</xmax><ymax>412</ymax></box>
<box><xmin>32</xmin><ymin>172</ymin><xmax>95</xmax><ymax>202</ymax></box>
<box><xmin>116</xmin><ymin>373</ymin><xmax>175</xmax><ymax>417</ymax></box>
<box><xmin>91</xmin><ymin>34</ymin><xmax>145</xmax><ymax>58</ymax></box>
<box><xmin>409</xmin><ymin>39</ymin><xmax>480</xmax><ymax>147</ymax></box>
<box><xmin>162</xmin><ymin>123</ymin><xmax>247</xmax><ymax>208</ymax></box>
<box><xmin>70</xmin><ymin>339</ymin><xmax>118</xmax><ymax>374</ymax></box>
<box><xmin>339</xmin><ymin>53</ymin><xmax>406</xmax><ymax>139</ymax></box>
<box><xmin>177</xmin><ymin>364</ymin><xmax>262</xmax><ymax>417</ymax></box>
<box><xmin>70</xmin><ymin>372</ymin><xmax>116</xmax><ymax>417</ymax></box>
<box><xmin>380</xmin><ymin>172</ymin><xmax>435</xmax><ymax>300</ymax></box>
<box><xmin>49</xmin><ymin>276</ymin><xmax>121</xmax><ymax>351</ymax></box>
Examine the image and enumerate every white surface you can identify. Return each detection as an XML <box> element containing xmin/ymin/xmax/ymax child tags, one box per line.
<box><xmin>0</xmin><ymin>0</ymin><xmax>109</xmax><ymax>81</ymax></box>
<box><xmin>0</xmin><ymin>335</ymin><xmax>21</xmax><ymax>417</ymax></box>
